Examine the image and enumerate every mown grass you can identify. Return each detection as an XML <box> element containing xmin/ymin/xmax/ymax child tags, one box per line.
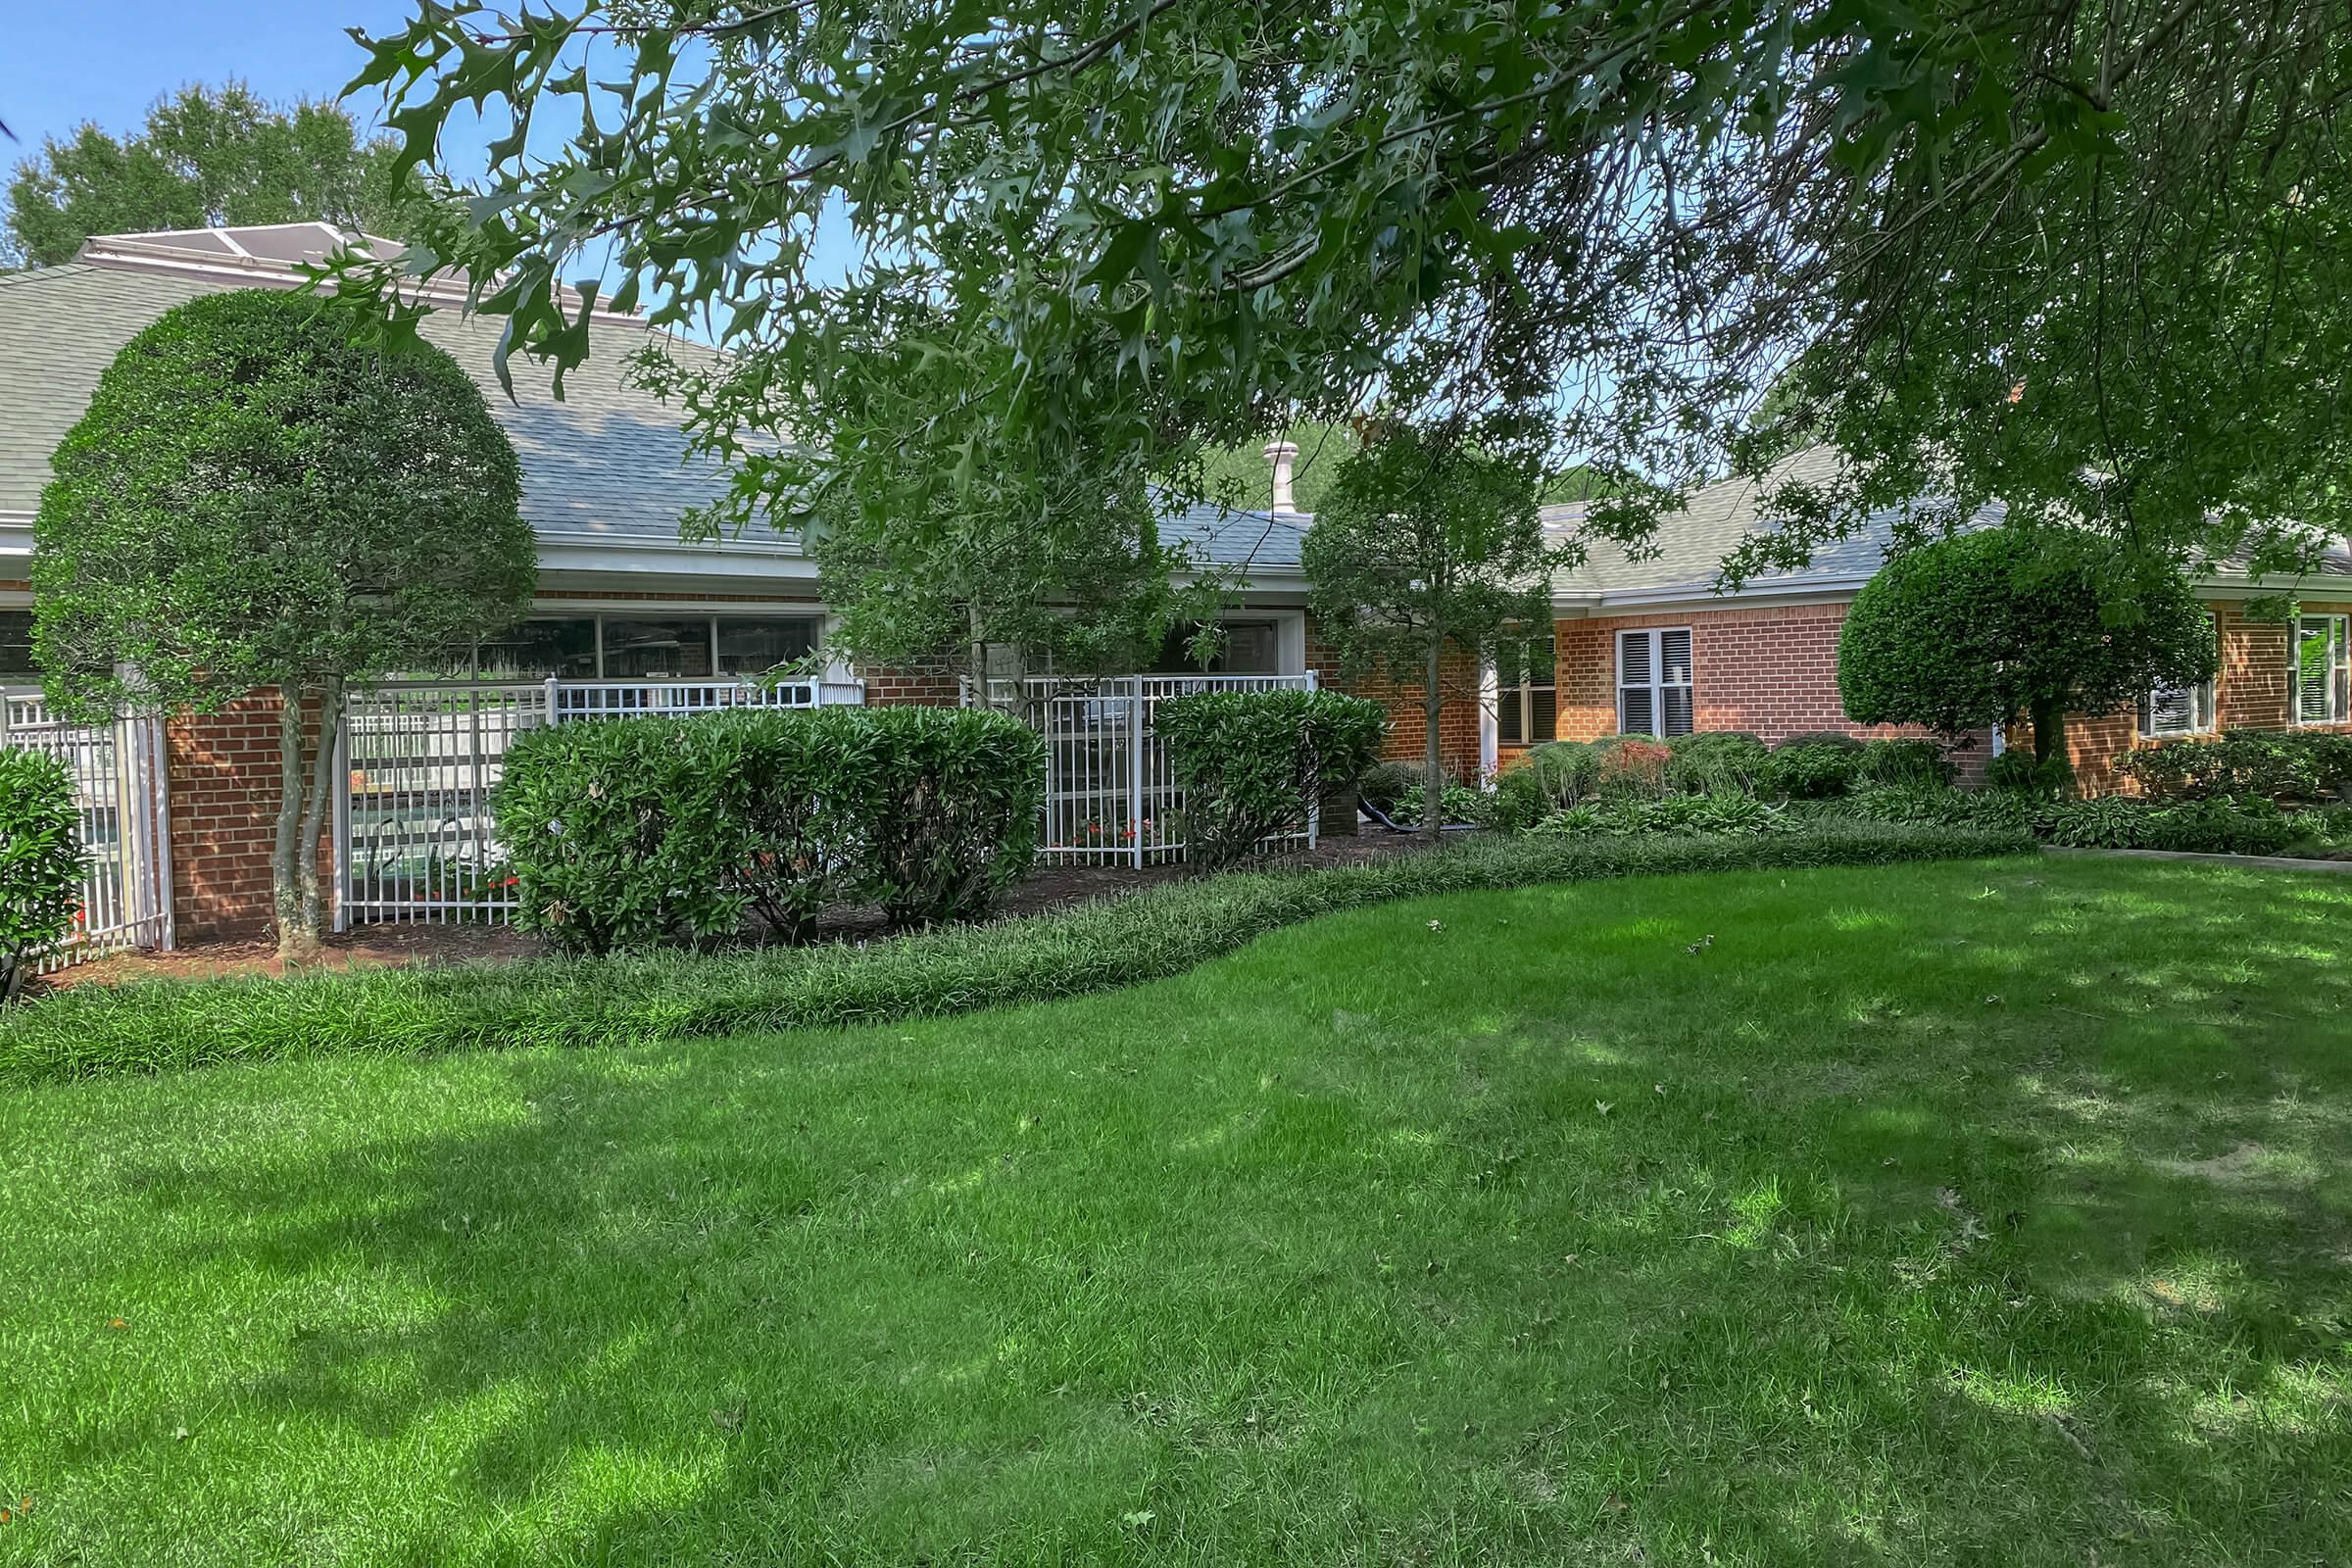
<box><xmin>0</xmin><ymin>820</ymin><xmax>2027</xmax><ymax>1084</ymax></box>
<box><xmin>2</xmin><ymin>855</ymin><xmax>2348</xmax><ymax>1565</ymax></box>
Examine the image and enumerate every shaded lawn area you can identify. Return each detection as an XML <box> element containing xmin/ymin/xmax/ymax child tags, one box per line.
<box><xmin>2</xmin><ymin>858</ymin><xmax>2348</xmax><ymax>1565</ymax></box>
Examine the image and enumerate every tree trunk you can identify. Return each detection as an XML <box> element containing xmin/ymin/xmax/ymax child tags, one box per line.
<box><xmin>294</xmin><ymin>675</ymin><xmax>345</xmax><ymax>949</ymax></box>
<box><xmin>2029</xmin><ymin>696</ymin><xmax>2068</xmax><ymax>768</ymax></box>
<box><xmin>1422</xmin><ymin>635</ymin><xmax>1445</xmax><ymax>839</ymax></box>
<box><xmin>271</xmin><ymin>686</ymin><xmax>321</xmax><ymax>963</ymax></box>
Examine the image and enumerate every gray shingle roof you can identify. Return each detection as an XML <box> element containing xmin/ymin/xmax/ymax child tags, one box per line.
<box><xmin>1160</xmin><ymin>499</ymin><xmax>1308</xmax><ymax>574</ymax></box>
<box><xmin>0</xmin><ymin>255</ymin><xmax>733</xmax><ymax>546</ymax></box>
<box><xmin>1543</xmin><ymin>445</ymin><xmax>2351</xmax><ymax>595</ymax></box>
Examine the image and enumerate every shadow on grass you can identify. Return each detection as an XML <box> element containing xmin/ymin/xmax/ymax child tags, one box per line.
<box><xmin>20</xmin><ymin>858</ymin><xmax>2352</xmax><ymax>1563</ymax></box>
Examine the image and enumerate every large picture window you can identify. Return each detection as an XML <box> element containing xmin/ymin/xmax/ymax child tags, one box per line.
<box><xmin>465</xmin><ymin>612</ymin><xmax>825</xmax><ymax>681</ymax></box>
<box><xmin>1152</xmin><ymin>619</ymin><xmax>1283</xmax><ymax>675</ymax></box>
<box><xmin>1495</xmin><ymin>636</ymin><xmax>1556</xmax><ymax>745</ymax></box>
<box><xmin>1617</xmin><ymin>628</ymin><xmax>1693</xmax><ymax>736</ymax></box>
<box><xmin>2295</xmin><ymin>614</ymin><xmax>2351</xmax><ymax>724</ymax></box>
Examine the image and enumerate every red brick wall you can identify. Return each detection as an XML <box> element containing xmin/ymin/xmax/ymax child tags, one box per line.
<box><xmin>1305</xmin><ymin>617</ymin><xmax>1486</xmax><ymax>781</ymax></box>
<box><xmin>2069</xmin><ymin>598</ymin><xmax>2352</xmax><ymax>792</ymax></box>
<box><xmin>1553</xmin><ymin>602</ymin><xmax>1958</xmax><ymax>751</ymax></box>
<box><xmin>165</xmin><ymin>688</ymin><xmax>335</xmax><ymax>941</ymax></box>
<box><xmin>861</xmin><ymin>656</ymin><xmax>964</xmax><ymax>707</ymax></box>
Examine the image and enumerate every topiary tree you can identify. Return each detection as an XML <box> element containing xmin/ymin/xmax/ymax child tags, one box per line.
<box><xmin>1838</xmin><ymin>530</ymin><xmax>2216</xmax><ymax>769</ymax></box>
<box><xmin>34</xmin><ymin>288</ymin><xmax>532</xmax><ymax>960</ymax></box>
<box><xmin>1304</xmin><ymin>423</ymin><xmax>1566</xmax><ymax>837</ymax></box>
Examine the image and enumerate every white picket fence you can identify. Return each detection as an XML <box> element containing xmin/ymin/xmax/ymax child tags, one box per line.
<box><xmin>967</xmin><ymin>673</ymin><xmax>1320</xmax><ymax>864</ymax></box>
<box><xmin>334</xmin><ymin>676</ymin><xmax>863</xmax><ymax>928</ymax></box>
<box><xmin>1</xmin><ymin>692</ymin><xmax>173</xmax><ymax>971</ymax></box>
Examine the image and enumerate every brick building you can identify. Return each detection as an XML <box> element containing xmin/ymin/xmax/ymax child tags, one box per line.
<box><xmin>3</xmin><ymin>225</ymin><xmax>2347</xmax><ymax>945</ymax></box>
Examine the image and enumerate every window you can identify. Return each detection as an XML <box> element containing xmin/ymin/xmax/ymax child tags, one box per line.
<box><xmin>716</xmin><ymin>615</ymin><xmax>822</xmax><ymax>675</ymax></box>
<box><xmin>1495</xmin><ymin>636</ymin><xmax>1556</xmax><ymax>745</ymax></box>
<box><xmin>0</xmin><ymin>611</ymin><xmax>36</xmax><ymax>681</ymax></box>
<box><xmin>1153</xmin><ymin>619</ymin><xmax>1282</xmax><ymax>675</ymax></box>
<box><xmin>2294</xmin><ymin>614</ymin><xmax>2351</xmax><ymax>724</ymax></box>
<box><xmin>1617</xmin><ymin>628</ymin><xmax>1693</xmax><ymax>736</ymax></box>
<box><xmin>477</xmin><ymin>618</ymin><xmax>598</xmax><ymax>681</ymax></box>
<box><xmin>2141</xmin><ymin>615</ymin><xmax>2218</xmax><ymax>737</ymax></box>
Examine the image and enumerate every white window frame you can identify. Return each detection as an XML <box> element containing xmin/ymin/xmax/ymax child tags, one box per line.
<box><xmin>2291</xmin><ymin>613</ymin><xmax>2351</xmax><ymax>725</ymax></box>
<box><xmin>1616</xmin><ymin>627</ymin><xmax>1693</xmax><ymax>737</ymax></box>
<box><xmin>2139</xmin><ymin>614</ymin><xmax>2218</xmax><ymax>738</ymax></box>
<box><xmin>1495</xmin><ymin>635</ymin><xmax>1557</xmax><ymax>746</ymax></box>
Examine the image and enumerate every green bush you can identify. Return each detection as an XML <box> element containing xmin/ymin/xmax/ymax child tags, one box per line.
<box><xmin>1488</xmin><ymin>741</ymin><xmax>1603</xmax><ymax>831</ymax></box>
<box><xmin>1759</xmin><ymin>741</ymin><xmax>1860</xmax><ymax>800</ymax></box>
<box><xmin>0</xmin><ymin>821</ymin><xmax>2037</xmax><ymax>1084</ymax></box>
<box><xmin>856</xmin><ymin>707</ymin><xmax>1048</xmax><ymax>924</ymax></box>
<box><xmin>1530</xmin><ymin>793</ymin><xmax>1798</xmax><ymax>837</ymax></box>
<box><xmin>1775</xmin><ymin>730</ymin><xmax>1866</xmax><ymax>752</ymax></box>
<box><xmin>1664</xmin><ymin>732</ymin><xmax>1771</xmax><ymax>794</ymax></box>
<box><xmin>1158</xmin><ymin>689</ymin><xmax>1387</xmax><ymax>867</ymax></box>
<box><xmin>1595</xmin><ymin>737</ymin><xmax>1674</xmax><ymax>801</ymax></box>
<box><xmin>1394</xmin><ymin>779</ymin><xmax>1491</xmax><ymax>828</ymax></box>
<box><xmin>1984</xmin><ymin>749</ymin><xmax>2076</xmax><ymax>797</ymax></box>
<box><xmin>497</xmin><ymin>707</ymin><xmax>1044</xmax><ymax>954</ymax></box>
<box><xmin>1841</xmin><ymin>782</ymin><xmax>2299</xmax><ymax>856</ymax></box>
<box><xmin>0</xmin><ymin>751</ymin><xmax>84</xmax><ymax>999</ymax></box>
<box><xmin>1355</xmin><ymin>760</ymin><xmax>1421</xmax><ymax>811</ymax></box>
<box><xmin>1855</xmin><ymin>738</ymin><xmax>1954</xmax><ymax>789</ymax></box>
<box><xmin>2119</xmin><ymin>729</ymin><xmax>2352</xmax><ymax>802</ymax></box>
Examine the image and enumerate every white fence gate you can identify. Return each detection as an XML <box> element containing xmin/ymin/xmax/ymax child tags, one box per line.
<box><xmin>1</xmin><ymin>692</ymin><xmax>172</xmax><ymax>970</ymax></box>
<box><xmin>335</xmin><ymin>677</ymin><xmax>863</xmax><ymax>928</ymax></box>
<box><xmin>970</xmin><ymin>673</ymin><xmax>1319</xmax><ymax>864</ymax></box>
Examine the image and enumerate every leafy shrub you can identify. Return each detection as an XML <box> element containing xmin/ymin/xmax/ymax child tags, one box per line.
<box><xmin>2119</xmin><ymin>729</ymin><xmax>2352</xmax><ymax>802</ymax></box>
<box><xmin>1530</xmin><ymin>793</ymin><xmax>1798</xmax><ymax>837</ymax></box>
<box><xmin>1596</xmin><ymin>737</ymin><xmax>1674</xmax><ymax>801</ymax></box>
<box><xmin>1394</xmin><ymin>780</ymin><xmax>1491</xmax><ymax>828</ymax></box>
<box><xmin>1488</xmin><ymin>741</ymin><xmax>1603</xmax><ymax>831</ymax></box>
<box><xmin>1855</xmin><ymin>738</ymin><xmax>1954</xmax><ymax>789</ymax></box>
<box><xmin>1664</xmin><ymin>732</ymin><xmax>1770</xmax><ymax>794</ymax></box>
<box><xmin>2036</xmin><ymin>796</ymin><xmax>2296</xmax><ymax>856</ymax></box>
<box><xmin>1775</xmin><ymin>730</ymin><xmax>1866</xmax><ymax>752</ymax></box>
<box><xmin>1354</xmin><ymin>760</ymin><xmax>1421</xmax><ymax>811</ymax></box>
<box><xmin>0</xmin><ymin>751</ymin><xmax>83</xmax><ymax>999</ymax></box>
<box><xmin>1759</xmin><ymin>741</ymin><xmax>1860</xmax><ymax>800</ymax></box>
<box><xmin>856</xmin><ymin>707</ymin><xmax>1049</xmax><ymax>923</ymax></box>
<box><xmin>497</xmin><ymin>707</ymin><xmax>1043</xmax><ymax>953</ymax></box>
<box><xmin>1</xmin><ymin>821</ymin><xmax>2037</xmax><ymax>1084</ymax></box>
<box><xmin>1158</xmin><ymin>689</ymin><xmax>1387</xmax><ymax>868</ymax></box>
<box><xmin>1984</xmin><ymin>750</ymin><xmax>2076</xmax><ymax>797</ymax></box>
<box><xmin>1840</xmin><ymin>785</ymin><xmax>2034</xmax><ymax>832</ymax></box>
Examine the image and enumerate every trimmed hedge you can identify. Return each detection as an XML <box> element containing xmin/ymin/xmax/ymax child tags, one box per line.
<box><xmin>0</xmin><ymin>821</ymin><xmax>2035</xmax><ymax>1085</ymax></box>
<box><xmin>497</xmin><ymin>706</ymin><xmax>1044</xmax><ymax>953</ymax></box>
<box><xmin>0</xmin><ymin>751</ymin><xmax>85</xmax><ymax>1000</ymax></box>
<box><xmin>1157</xmin><ymin>689</ymin><xmax>1387</xmax><ymax>867</ymax></box>
<box><xmin>1839</xmin><ymin>783</ymin><xmax>2303</xmax><ymax>856</ymax></box>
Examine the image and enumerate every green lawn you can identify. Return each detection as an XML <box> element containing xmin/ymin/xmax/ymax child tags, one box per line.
<box><xmin>3</xmin><ymin>857</ymin><xmax>2348</xmax><ymax>1565</ymax></box>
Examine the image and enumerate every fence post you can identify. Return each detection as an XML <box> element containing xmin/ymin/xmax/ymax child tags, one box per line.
<box><xmin>1129</xmin><ymin>678</ymin><xmax>1146</xmax><ymax>869</ymax></box>
<box><xmin>544</xmin><ymin>675</ymin><xmax>562</xmax><ymax>725</ymax></box>
<box><xmin>330</xmin><ymin>707</ymin><xmax>352</xmax><ymax>934</ymax></box>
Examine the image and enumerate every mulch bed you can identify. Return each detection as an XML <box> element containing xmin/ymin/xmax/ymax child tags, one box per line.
<box><xmin>42</xmin><ymin>828</ymin><xmax>1446</xmax><ymax>991</ymax></box>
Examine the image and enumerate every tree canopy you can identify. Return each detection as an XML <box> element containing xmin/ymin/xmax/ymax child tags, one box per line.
<box><xmin>334</xmin><ymin>0</ymin><xmax>2352</xmax><ymax>628</ymax></box>
<box><xmin>35</xmin><ymin>287</ymin><xmax>532</xmax><ymax>956</ymax></box>
<box><xmin>1837</xmin><ymin>530</ymin><xmax>2218</xmax><ymax>765</ymax></box>
<box><xmin>1304</xmin><ymin>422</ymin><xmax>1561</xmax><ymax>831</ymax></box>
<box><xmin>5</xmin><ymin>82</ymin><xmax>417</xmax><ymax>269</ymax></box>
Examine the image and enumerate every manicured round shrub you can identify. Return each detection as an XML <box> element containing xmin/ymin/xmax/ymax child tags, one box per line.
<box><xmin>1595</xmin><ymin>738</ymin><xmax>1672</xmax><ymax>801</ymax></box>
<box><xmin>1838</xmin><ymin>529</ymin><xmax>2215</xmax><ymax>763</ymax></box>
<box><xmin>1489</xmin><ymin>741</ymin><xmax>1603</xmax><ymax>831</ymax></box>
<box><xmin>1354</xmin><ymin>760</ymin><xmax>1421</xmax><ymax>812</ymax></box>
<box><xmin>0</xmin><ymin>751</ymin><xmax>83</xmax><ymax>998</ymax></box>
<box><xmin>2119</xmin><ymin>729</ymin><xmax>2352</xmax><ymax>801</ymax></box>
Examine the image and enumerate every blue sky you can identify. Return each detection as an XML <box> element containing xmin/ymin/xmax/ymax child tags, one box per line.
<box><xmin>2</xmin><ymin>3</ymin><xmax>437</xmax><ymax>162</ymax></box>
